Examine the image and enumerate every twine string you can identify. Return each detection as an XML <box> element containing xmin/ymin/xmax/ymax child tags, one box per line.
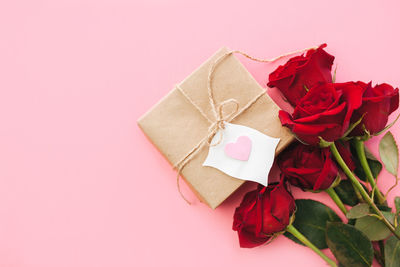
<box><xmin>174</xmin><ymin>46</ymin><xmax>318</xmax><ymax>204</ymax></box>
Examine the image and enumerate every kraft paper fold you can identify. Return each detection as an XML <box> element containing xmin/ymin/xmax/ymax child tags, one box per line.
<box><xmin>137</xmin><ymin>47</ymin><xmax>294</xmax><ymax>209</ymax></box>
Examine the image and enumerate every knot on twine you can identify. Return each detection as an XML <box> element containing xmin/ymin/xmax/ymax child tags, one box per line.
<box><xmin>206</xmin><ymin>98</ymin><xmax>239</xmax><ymax>146</ymax></box>
<box><xmin>173</xmin><ymin>96</ymin><xmax>241</xmax><ymax>205</ymax></box>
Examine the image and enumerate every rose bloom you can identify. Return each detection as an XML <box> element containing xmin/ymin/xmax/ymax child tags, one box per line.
<box><xmin>267</xmin><ymin>44</ymin><xmax>334</xmax><ymax>107</ymax></box>
<box><xmin>279</xmin><ymin>82</ymin><xmax>366</xmax><ymax>145</ymax></box>
<box><xmin>278</xmin><ymin>142</ymin><xmax>337</xmax><ymax>191</ymax></box>
<box><xmin>278</xmin><ymin>142</ymin><xmax>355</xmax><ymax>191</ymax></box>
<box><xmin>350</xmin><ymin>82</ymin><xmax>399</xmax><ymax>136</ymax></box>
<box><xmin>232</xmin><ymin>178</ymin><xmax>295</xmax><ymax>248</ymax></box>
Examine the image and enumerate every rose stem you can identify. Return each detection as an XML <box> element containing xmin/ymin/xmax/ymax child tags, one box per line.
<box><xmin>286</xmin><ymin>224</ymin><xmax>337</xmax><ymax>267</ymax></box>
<box><xmin>350</xmin><ymin>181</ymin><xmax>364</xmax><ymax>203</ymax></box>
<box><xmin>330</xmin><ymin>142</ymin><xmax>400</xmax><ymax>240</ymax></box>
<box><xmin>353</xmin><ymin>138</ymin><xmax>386</xmax><ymax>204</ymax></box>
<box><xmin>325</xmin><ymin>187</ymin><xmax>348</xmax><ymax>215</ymax></box>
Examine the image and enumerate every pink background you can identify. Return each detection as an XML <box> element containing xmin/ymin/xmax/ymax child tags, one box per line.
<box><xmin>1</xmin><ymin>0</ymin><xmax>400</xmax><ymax>266</ymax></box>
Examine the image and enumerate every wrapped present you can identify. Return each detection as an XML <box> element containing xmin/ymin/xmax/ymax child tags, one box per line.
<box><xmin>137</xmin><ymin>47</ymin><xmax>294</xmax><ymax>209</ymax></box>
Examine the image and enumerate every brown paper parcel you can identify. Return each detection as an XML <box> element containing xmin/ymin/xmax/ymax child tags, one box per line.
<box><xmin>138</xmin><ymin>47</ymin><xmax>294</xmax><ymax>209</ymax></box>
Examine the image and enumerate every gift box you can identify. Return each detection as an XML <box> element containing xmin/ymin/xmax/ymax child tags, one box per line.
<box><xmin>138</xmin><ymin>47</ymin><xmax>294</xmax><ymax>209</ymax></box>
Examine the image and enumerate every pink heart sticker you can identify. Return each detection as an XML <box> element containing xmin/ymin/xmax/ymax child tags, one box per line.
<box><xmin>224</xmin><ymin>136</ymin><xmax>252</xmax><ymax>161</ymax></box>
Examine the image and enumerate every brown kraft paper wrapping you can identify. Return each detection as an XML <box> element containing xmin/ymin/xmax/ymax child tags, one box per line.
<box><xmin>137</xmin><ymin>47</ymin><xmax>294</xmax><ymax>209</ymax></box>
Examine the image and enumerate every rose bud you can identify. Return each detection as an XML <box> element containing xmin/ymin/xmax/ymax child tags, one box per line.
<box><xmin>267</xmin><ymin>44</ymin><xmax>334</xmax><ymax>107</ymax></box>
<box><xmin>349</xmin><ymin>82</ymin><xmax>399</xmax><ymax>136</ymax></box>
<box><xmin>232</xmin><ymin>178</ymin><xmax>295</xmax><ymax>248</ymax></box>
<box><xmin>279</xmin><ymin>82</ymin><xmax>366</xmax><ymax>145</ymax></box>
<box><xmin>278</xmin><ymin>142</ymin><xmax>355</xmax><ymax>191</ymax></box>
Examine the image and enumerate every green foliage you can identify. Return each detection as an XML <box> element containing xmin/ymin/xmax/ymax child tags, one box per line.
<box><xmin>346</xmin><ymin>204</ymin><xmax>369</xmax><ymax>219</ymax></box>
<box><xmin>354</xmin><ymin>214</ymin><xmax>393</xmax><ymax>241</ymax></box>
<box><xmin>334</xmin><ymin>180</ymin><xmax>359</xmax><ymax>206</ymax></box>
<box><xmin>348</xmin><ymin>205</ymin><xmax>395</xmax><ymax>241</ymax></box>
<box><xmin>384</xmin><ymin>227</ymin><xmax>400</xmax><ymax>267</ymax></box>
<box><xmin>326</xmin><ymin>222</ymin><xmax>373</xmax><ymax>267</ymax></box>
<box><xmin>379</xmin><ymin>131</ymin><xmax>399</xmax><ymax>176</ymax></box>
<box><xmin>284</xmin><ymin>199</ymin><xmax>341</xmax><ymax>249</ymax></box>
<box><xmin>394</xmin><ymin>197</ymin><xmax>400</xmax><ymax>214</ymax></box>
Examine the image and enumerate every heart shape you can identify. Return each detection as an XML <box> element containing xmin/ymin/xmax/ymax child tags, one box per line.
<box><xmin>224</xmin><ymin>136</ymin><xmax>252</xmax><ymax>161</ymax></box>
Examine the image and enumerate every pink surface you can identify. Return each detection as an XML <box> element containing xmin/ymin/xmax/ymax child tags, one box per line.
<box><xmin>1</xmin><ymin>1</ymin><xmax>400</xmax><ymax>266</ymax></box>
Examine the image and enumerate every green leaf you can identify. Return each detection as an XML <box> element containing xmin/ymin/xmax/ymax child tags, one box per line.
<box><xmin>379</xmin><ymin>131</ymin><xmax>399</xmax><ymax>176</ymax></box>
<box><xmin>355</xmin><ymin>214</ymin><xmax>393</xmax><ymax>241</ymax></box>
<box><xmin>382</xmin><ymin>211</ymin><xmax>396</xmax><ymax>224</ymax></box>
<box><xmin>367</xmin><ymin>160</ymin><xmax>383</xmax><ymax>178</ymax></box>
<box><xmin>326</xmin><ymin>222</ymin><xmax>373</xmax><ymax>267</ymax></box>
<box><xmin>384</xmin><ymin>226</ymin><xmax>400</xmax><ymax>267</ymax></box>
<box><xmin>364</xmin><ymin>147</ymin><xmax>383</xmax><ymax>178</ymax></box>
<box><xmin>284</xmin><ymin>199</ymin><xmax>341</xmax><ymax>249</ymax></box>
<box><xmin>347</xmin><ymin>204</ymin><xmax>370</xmax><ymax>219</ymax></box>
<box><xmin>364</xmin><ymin>146</ymin><xmax>379</xmax><ymax>162</ymax></box>
<box><xmin>377</xmin><ymin>205</ymin><xmax>392</xmax><ymax>212</ymax></box>
<box><xmin>395</xmin><ymin>197</ymin><xmax>400</xmax><ymax>214</ymax></box>
<box><xmin>334</xmin><ymin>179</ymin><xmax>360</xmax><ymax>206</ymax></box>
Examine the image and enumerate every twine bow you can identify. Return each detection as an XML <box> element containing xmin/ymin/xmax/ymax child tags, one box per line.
<box><xmin>173</xmin><ymin>46</ymin><xmax>318</xmax><ymax>204</ymax></box>
<box><xmin>205</xmin><ymin>98</ymin><xmax>239</xmax><ymax>146</ymax></box>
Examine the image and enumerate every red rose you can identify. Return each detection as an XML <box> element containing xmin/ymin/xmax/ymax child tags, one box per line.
<box><xmin>279</xmin><ymin>82</ymin><xmax>366</xmax><ymax>145</ymax></box>
<box><xmin>278</xmin><ymin>142</ymin><xmax>355</xmax><ymax>191</ymax></box>
<box><xmin>267</xmin><ymin>44</ymin><xmax>334</xmax><ymax>107</ymax></box>
<box><xmin>278</xmin><ymin>142</ymin><xmax>338</xmax><ymax>191</ymax></box>
<box><xmin>350</xmin><ymin>82</ymin><xmax>399</xmax><ymax>136</ymax></box>
<box><xmin>232</xmin><ymin>178</ymin><xmax>295</xmax><ymax>248</ymax></box>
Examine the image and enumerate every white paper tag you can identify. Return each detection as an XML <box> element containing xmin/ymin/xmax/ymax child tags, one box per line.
<box><xmin>203</xmin><ymin>122</ymin><xmax>280</xmax><ymax>186</ymax></box>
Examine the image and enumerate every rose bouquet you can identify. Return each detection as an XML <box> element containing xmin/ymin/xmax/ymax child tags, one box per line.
<box><xmin>233</xmin><ymin>44</ymin><xmax>400</xmax><ymax>267</ymax></box>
